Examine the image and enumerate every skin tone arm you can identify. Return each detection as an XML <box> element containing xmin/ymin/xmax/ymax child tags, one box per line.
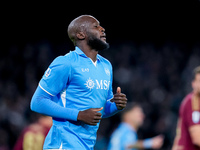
<box><xmin>189</xmin><ymin>125</ymin><xmax>200</xmax><ymax>147</ymax></box>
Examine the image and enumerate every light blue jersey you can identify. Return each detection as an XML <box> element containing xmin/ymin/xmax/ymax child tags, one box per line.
<box><xmin>38</xmin><ymin>47</ymin><xmax>117</xmax><ymax>149</ymax></box>
<box><xmin>108</xmin><ymin>123</ymin><xmax>138</xmax><ymax>150</ymax></box>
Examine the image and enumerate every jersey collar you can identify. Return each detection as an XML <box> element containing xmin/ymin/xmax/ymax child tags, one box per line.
<box><xmin>121</xmin><ymin>122</ymin><xmax>136</xmax><ymax>132</ymax></box>
<box><xmin>75</xmin><ymin>46</ymin><xmax>100</xmax><ymax>60</ymax></box>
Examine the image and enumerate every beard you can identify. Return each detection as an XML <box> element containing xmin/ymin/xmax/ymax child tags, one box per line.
<box><xmin>87</xmin><ymin>34</ymin><xmax>110</xmax><ymax>51</ymax></box>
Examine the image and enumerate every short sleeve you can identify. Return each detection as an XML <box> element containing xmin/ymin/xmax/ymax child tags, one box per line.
<box><xmin>107</xmin><ymin>64</ymin><xmax>113</xmax><ymax>100</ymax></box>
<box><xmin>181</xmin><ymin>99</ymin><xmax>200</xmax><ymax>128</ymax></box>
<box><xmin>123</xmin><ymin>132</ymin><xmax>137</xmax><ymax>149</ymax></box>
<box><xmin>39</xmin><ymin>56</ymin><xmax>71</xmax><ymax>96</ymax></box>
<box><xmin>108</xmin><ymin>125</ymin><xmax>137</xmax><ymax>150</ymax></box>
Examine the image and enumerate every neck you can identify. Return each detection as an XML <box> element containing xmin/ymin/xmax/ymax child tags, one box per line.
<box><xmin>124</xmin><ymin>120</ymin><xmax>139</xmax><ymax>131</ymax></box>
<box><xmin>77</xmin><ymin>43</ymin><xmax>98</xmax><ymax>62</ymax></box>
<box><xmin>194</xmin><ymin>92</ymin><xmax>200</xmax><ymax>99</ymax></box>
<box><xmin>196</xmin><ymin>93</ymin><xmax>200</xmax><ymax>99</ymax></box>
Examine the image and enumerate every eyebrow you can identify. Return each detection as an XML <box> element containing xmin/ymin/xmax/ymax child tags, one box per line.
<box><xmin>92</xmin><ymin>22</ymin><xmax>100</xmax><ymax>27</ymax></box>
<box><xmin>95</xmin><ymin>20</ymin><xmax>100</xmax><ymax>25</ymax></box>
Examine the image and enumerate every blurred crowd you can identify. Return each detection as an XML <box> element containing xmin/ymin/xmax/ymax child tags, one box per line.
<box><xmin>0</xmin><ymin>40</ymin><xmax>200</xmax><ymax>150</ymax></box>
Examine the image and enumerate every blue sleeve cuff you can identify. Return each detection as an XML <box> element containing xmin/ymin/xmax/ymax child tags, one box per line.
<box><xmin>143</xmin><ymin>138</ymin><xmax>153</xmax><ymax>148</ymax></box>
<box><xmin>112</xmin><ymin>102</ymin><xmax>119</xmax><ymax>111</ymax></box>
<box><xmin>102</xmin><ymin>101</ymin><xmax>121</xmax><ymax>118</ymax></box>
<box><xmin>66</xmin><ymin>109</ymin><xmax>79</xmax><ymax>121</ymax></box>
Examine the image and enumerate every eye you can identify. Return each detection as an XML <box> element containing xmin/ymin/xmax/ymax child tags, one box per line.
<box><xmin>94</xmin><ymin>25</ymin><xmax>98</xmax><ymax>28</ymax></box>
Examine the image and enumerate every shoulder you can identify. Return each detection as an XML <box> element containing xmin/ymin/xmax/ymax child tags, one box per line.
<box><xmin>181</xmin><ymin>93</ymin><xmax>192</xmax><ymax>109</ymax></box>
<box><xmin>98</xmin><ymin>54</ymin><xmax>112</xmax><ymax>69</ymax></box>
<box><xmin>113</xmin><ymin>123</ymin><xmax>132</xmax><ymax>137</ymax></box>
<box><xmin>98</xmin><ymin>54</ymin><xmax>111</xmax><ymax>65</ymax></box>
<box><xmin>179</xmin><ymin>93</ymin><xmax>192</xmax><ymax>115</ymax></box>
<box><xmin>50</xmin><ymin>51</ymin><xmax>78</xmax><ymax>68</ymax></box>
<box><xmin>115</xmin><ymin>123</ymin><xmax>137</xmax><ymax>145</ymax></box>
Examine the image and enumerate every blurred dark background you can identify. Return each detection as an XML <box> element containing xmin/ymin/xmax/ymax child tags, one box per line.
<box><xmin>1</xmin><ymin>1</ymin><xmax>200</xmax><ymax>149</ymax></box>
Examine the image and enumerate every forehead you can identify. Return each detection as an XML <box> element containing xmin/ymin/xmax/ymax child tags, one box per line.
<box><xmin>195</xmin><ymin>73</ymin><xmax>200</xmax><ymax>79</ymax></box>
<box><xmin>86</xmin><ymin>16</ymin><xmax>99</xmax><ymax>25</ymax></box>
<box><xmin>131</xmin><ymin>106</ymin><xmax>143</xmax><ymax>113</ymax></box>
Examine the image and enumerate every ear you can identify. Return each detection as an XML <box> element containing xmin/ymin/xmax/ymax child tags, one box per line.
<box><xmin>76</xmin><ymin>32</ymin><xmax>85</xmax><ymax>40</ymax></box>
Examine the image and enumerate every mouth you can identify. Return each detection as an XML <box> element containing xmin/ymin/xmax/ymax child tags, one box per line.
<box><xmin>100</xmin><ymin>34</ymin><xmax>106</xmax><ymax>41</ymax></box>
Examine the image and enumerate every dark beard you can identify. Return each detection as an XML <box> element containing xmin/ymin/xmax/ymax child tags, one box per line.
<box><xmin>87</xmin><ymin>35</ymin><xmax>109</xmax><ymax>51</ymax></box>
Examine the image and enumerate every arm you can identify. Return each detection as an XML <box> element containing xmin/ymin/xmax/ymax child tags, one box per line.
<box><xmin>31</xmin><ymin>86</ymin><xmax>79</xmax><ymax>121</ymax></box>
<box><xmin>127</xmin><ymin>140</ymin><xmax>145</xmax><ymax>149</ymax></box>
<box><xmin>102</xmin><ymin>100</ymin><xmax>120</xmax><ymax>118</ymax></box>
<box><xmin>30</xmin><ymin>56</ymin><xmax>78</xmax><ymax>120</ymax></box>
<box><xmin>31</xmin><ymin>86</ymin><xmax>103</xmax><ymax>125</ymax></box>
<box><xmin>127</xmin><ymin>135</ymin><xmax>164</xmax><ymax>149</ymax></box>
<box><xmin>189</xmin><ymin>124</ymin><xmax>200</xmax><ymax>146</ymax></box>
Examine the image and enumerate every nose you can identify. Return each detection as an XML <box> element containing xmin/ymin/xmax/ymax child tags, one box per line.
<box><xmin>99</xmin><ymin>26</ymin><xmax>105</xmax><ymax>32</ymax></box>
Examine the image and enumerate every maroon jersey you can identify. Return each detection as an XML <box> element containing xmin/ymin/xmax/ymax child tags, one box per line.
<box><xmin>13</xmin><ymin>122</ymin><xmax>50</xmax><ymax>150</ymax></box>
<box><xmin>173</xmin><ymin>93</ymin><xmax>200</xmax><ymax>150</ymax></box>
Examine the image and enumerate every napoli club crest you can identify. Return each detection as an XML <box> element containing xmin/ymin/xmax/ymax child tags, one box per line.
<box><xmin>105</xmin><ymin>68</ymin><xmax>110</xmax><ymax>76</ymax></box>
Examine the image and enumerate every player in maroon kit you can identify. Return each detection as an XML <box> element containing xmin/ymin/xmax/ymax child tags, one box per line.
<box><xmin>13</xmin><ymin>115</ymin><xmax>52</xmax><ymax>150</ymax></box>
<box><xmin>172</xmin><ymin>66</ymin><xmax>200</xmax><ymax>150</ymax></box>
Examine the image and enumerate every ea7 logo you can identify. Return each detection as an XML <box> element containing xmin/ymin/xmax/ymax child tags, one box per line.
<box><xmin>82</xmin><ymin>68</ymin><xmax>89</xmax><ymax>72</ymax></box>
<box><xmin>85</xmin><ymin>78</ymin><xmax>110</xmax><ymax>90</ymax></box>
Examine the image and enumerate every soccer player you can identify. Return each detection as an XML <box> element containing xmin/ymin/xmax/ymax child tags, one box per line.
<box><xmin>172</xmin><ymin>66</ymin><xmax>200</xmax><ymax>150</ymax></box>
<box><xmin>13</xmin><ymin>115</ymin><xmax>52</xmax><ymax>150</ymax></box>
<box><xmin>108</xmin><ymin>103</ymin><xmax>164</xmax><ymax>150</ymax></box>
<box><xmin>30</xmin><ymin>15</ymin><xmax>127</xmax><ymax>150</ymax></box>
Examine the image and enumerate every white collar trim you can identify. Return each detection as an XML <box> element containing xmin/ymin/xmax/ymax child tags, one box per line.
<box><xmin>89</xmin><ymin>58</ymin><xmax>97</xmax><ymax>67</ymax></box>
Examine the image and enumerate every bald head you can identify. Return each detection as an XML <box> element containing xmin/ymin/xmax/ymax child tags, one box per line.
<box><xmin>67</xmin><ymin>15</ymin><xmax>98</xmax><ymax>45</ymax></box>
<box><xmin>67</xmin><ymin>15</ymin><xmax>109</xmax><ymax>51</ymax></box>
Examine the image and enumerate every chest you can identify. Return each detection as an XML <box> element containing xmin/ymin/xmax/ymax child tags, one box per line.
<box><xmin>68</xmin><ymin>59</ymin><xmax>111</xmax><ymax>92</ymax></box>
